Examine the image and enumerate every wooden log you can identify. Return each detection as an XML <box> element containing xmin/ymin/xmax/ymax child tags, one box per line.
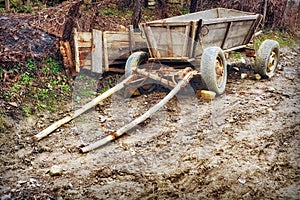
<box><xmin>80</xmin><ymin>70</ymin><xmax>197</xmax><ymax>153</ymax></box>
<box><xmin>33</xmin><ymin>75</ymin><xmax>134</xmax><ymax>141</ymax></box>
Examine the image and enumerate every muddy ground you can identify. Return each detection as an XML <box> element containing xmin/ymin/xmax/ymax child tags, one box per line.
<box><xmin>0</xmin><ymin>43</ymin><xmax>299</xmax><ymax>199</ymax></box>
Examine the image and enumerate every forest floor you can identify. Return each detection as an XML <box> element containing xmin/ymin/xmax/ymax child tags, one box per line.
<box><xmin>1</xmin><ymin>1</ymin><xmax>300</xmax><ymax>199</ymax></box>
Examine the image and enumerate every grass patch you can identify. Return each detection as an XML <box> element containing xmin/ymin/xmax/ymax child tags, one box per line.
<box><xmin>255</xmin><ymin>30</ymin><xmax>299</xmax><ymax>49</ymax></box>
<box><xmin>1</xmin><ymin>57</ymin><xmax>72</xmax><ymax>117</ymax></box>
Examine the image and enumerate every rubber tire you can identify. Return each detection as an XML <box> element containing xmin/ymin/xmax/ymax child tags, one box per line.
<box><xmin>254</xmin><ymin>39</ymin><xmax>280</xmax><ymax>78</ymax></box>
<box><xmin>200</xmin><ymin>47</ymin><xmax>227</xmax><ymax>95</ymax></box>
<box><xmin>125</xmin><ymin>51</ymin><xmax>148</xmax><ymax>78</ymax></box>
<box><xmin>124</xmin><ymin>51</ymin><xmax>156</xmax><ymax>94</ymax></box>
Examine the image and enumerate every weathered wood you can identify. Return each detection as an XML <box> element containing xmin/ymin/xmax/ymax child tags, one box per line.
<box><xmin>92</xmin><ymin>29</ymin><xmax>103</xmax><ymax>73</ymax></box>
<box><xmin>136</xmin><ymin>68</ymin><xmax>177</xmax><ymax>88</ymax></box>
<box><xmin>33</xmin><ymin>75</ymin><xmax>134</xmax><ymax>141</ymax></box>
<box><xmin>80</xmin><ymin>70</ymin><xmax>197</xmax><ymax>153</ymax></box>
<box><xmin>73</xmin><ymin>28</ymin><xmax>80</xmax><ymax>72</ymax></box>
<box><xmin>59</xmin><ymin>41</ymin><xmax>73</xmax><ymax>75</ymax></box>
<box><xmin>129</xmin><ymin>25</ymin><xmax>134</xmax><ymax>53</ymax></box>
<box><xmin>5</xmin><ymin>0</ymin><xmax>9</xmax><ymax>10</ymax></box>
<box><xmin>103</xmin><ymin>32</ymin><xmax>109</xmax><ymax>72</ymax></box>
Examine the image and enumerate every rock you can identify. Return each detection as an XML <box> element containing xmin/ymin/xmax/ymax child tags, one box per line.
<box><xmin>266</xmin><ymin>87</ymin><xmax>275</xmax><ymax>93</ymax></box>
<box><xmin>238</xmin><ymin>178</ymin><xmax>247</xmax><ymax>184</ymax></box>
<box><xmin>8</xmin><ymin>102</ymin><xmax>18</xmax><ymax>107</ymax></box>
<box><xmin>254</xmin><ymin>74</ymin><xmax>261</xmax><ymax>80</ymax></box>
<box><xmin>241</xmin><ymin>73</ymin><xmax>248</xmax><ymax>79</ymax></box>
<box><xmin>197</xmin><ymin>90</ymin><xmax>216</xmax><ymax>100</ymax></box>
<box><xmin>49</xmin><ymin>165</ymin><xmax>63</xmax><ymax>176</ymax></box>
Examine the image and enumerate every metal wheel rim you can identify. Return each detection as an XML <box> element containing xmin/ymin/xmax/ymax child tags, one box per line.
<box><xmin>267</xmin><ymin>50</ymin><xmax>278</xmax><ymax>74</ymax></box>
<box><xmin>215</xmin><ymin>55</ymin><xmax>225</xmax><ymax>87</ymax></box>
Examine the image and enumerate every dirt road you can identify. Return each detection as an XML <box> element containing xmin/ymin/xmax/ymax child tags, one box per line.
<box><xmin>0</xmin><ymin>46</ymin><xmax>299</xmax><ymax>199</ymax></box>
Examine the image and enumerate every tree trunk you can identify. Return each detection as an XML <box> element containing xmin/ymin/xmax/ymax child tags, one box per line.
<box><xmin>132</xmin><ymin>0</ymin><xmax>142</xmax><ymax>29</ymax></box>
<box><xmin>190</xmin><ymin>0</ymin><xmax>198</xmax><ymax>13</ymax></box>
<box><xmin>62</xmin><ymin>0</ymin><xmax>83</xmax><ymax>41</ymax></box>
<box><xmin>157</xmin><ymin>0</ymin><xmax>168</xmax><ymax>18</ymax></box>
<box><xmin>5</xmin><ymin>0</ymin><xmax>9</xmax><ymax>10</ymax></box>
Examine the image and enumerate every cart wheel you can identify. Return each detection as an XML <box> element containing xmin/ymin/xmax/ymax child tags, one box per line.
<box><xmin>125</xmin><ymin>51</ymin><xmax>148</xmax><ymax>77</ymax></box>
<box><xmin>254</xmin><ymin>39</ymin><xmax>280</xmax><ymax>78</ymax></box>
<box><xmin>200</xmin><ymin>47</ymin><xmax>227</xmax><ymax>95</ymax></box>
<box><xmin>125</xmin><ymin>51</ymin><xmax>156</xmax><ymax>94</ymax></box>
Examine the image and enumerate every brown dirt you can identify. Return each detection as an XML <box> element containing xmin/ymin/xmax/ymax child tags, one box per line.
<box><xmin>1</xmin><ymin>45</ymin><xmax>299</xmax><ymax>199</ymax></box>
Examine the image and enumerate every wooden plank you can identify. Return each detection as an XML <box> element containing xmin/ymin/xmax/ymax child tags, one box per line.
<box><xmin>189</xmin><ymin>21</ymin><xmax>197</xmax><ymax>58</ymax></box>
<box><xmin>129</xmin><ymin>25</ymin><xmax>134</xmax><ymax>54</ymax></box>
<box><xmin>181</xmin><ymin>23</ymin><xmax>190</xmax><ymax>57</ymax></box>
<box><xmin>92</xmin><ymin>29</ymin><xmax>103</xmax><ymax>73</ymax></box>
<box><xmin>221</xmin><ymin>22</ymin><xmax>233</xmax><ymax>49</ymax></box>
<box><xmin>73</xmin><ymin>28</ymin><xmax>80</xmax><ymax>72</ymax></box>
<box><xmin>103</xmin><ymin>32</ymin><xmax>109</xmax><ymax>72</ymax></box>
<box><xmin>202</xmin><ymin>15</ymin><xmax>259</xmax><ymax>25</ymax></box>
<box><xmin>77</xmin><ymin>41</ymin><xmax>92</xmax><ymax>48</ymax></box>
<box><xmin>80</xmin><ymin>59</ymin><xmax>91</xmax><ymax>66</ymax></box>
<box><xmin>166</xmin><ymin>25</ymin><xmax>173</xmax><ymax>57</ymax></box>
<box><xmin>104</xmin><ymin>32</ymin><xmax>130</xmax><ymax>42</ymax></box>
<box><xmin>77</xmin><ymin>32</ymin><xmax>92</xmax><ymax>42</ymax></box>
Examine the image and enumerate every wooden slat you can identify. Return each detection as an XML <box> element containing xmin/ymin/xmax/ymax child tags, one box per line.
<box><xmin>73</xmin><ymin>28</ymin><xmax>80</xmax><ymax>72</ymax></box>
<box><xmin>103</xmin><ymin>32</ymin><xmax>109</xmax><ymax>72</ymax></box>
<box><xmin>77</xmin><ymin>32</ymin><xmax>92</xmax><ymax>41</ymax></box>
<box><xmin>80</xmin><ymin>59</ymin><xmax>91</xmax><ymax>66</ymax></box>
<box><xmin>77</xmin><ymin>32</ymin><xmax>92</xmax><ymax>48</ymax></box>
<box><xmin>221</xmin><ymin>22</ymin><xmax>233</xmax><ymax>49</ymax></box>
<box><xmin>181</xmin><ymin>23</ymin><xmax>190</xmax><ymax>57</ymax></box>
<box><xmin>129</xmin><ymin>25</ymin><xmax>134</xmax><ymax>53</ymax></box>
<box><xmin>92</xmin><ymin>29</ymin><xmax>103</xmax><ymax>73</ymax></box>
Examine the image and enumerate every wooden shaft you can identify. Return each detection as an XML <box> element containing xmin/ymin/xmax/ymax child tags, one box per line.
<box><xmin>80</xmin><ymin>71</ymin><xmax>197</xmax><ymax>153</ymax></box>
<box><xmin>33</xmin><ymin>75</ymin><xmax>134</xmax><ymax>141</ymax></box>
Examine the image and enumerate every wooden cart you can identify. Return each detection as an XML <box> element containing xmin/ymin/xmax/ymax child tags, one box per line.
<box><xmin>35</xmin><ymin>8</ymin><xmax>280</xmax><ymax>152</ymax></box>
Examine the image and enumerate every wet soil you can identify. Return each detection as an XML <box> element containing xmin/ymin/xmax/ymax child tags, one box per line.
<box><xmin>0</xmin><ymin>45</ymin><xmax>299</xmax><ymax>199</ymax></box>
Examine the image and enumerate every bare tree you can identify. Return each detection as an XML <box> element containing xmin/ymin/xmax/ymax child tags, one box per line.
<box><xmin>157</xmin><ymin>0</ymin><xmax>168</xmax><ymax>18</ymax></box>
<box><xmin>190</xmin><ymin>0</ymin><xmax>198</xmax><ymax>13</ymax></box>
<box><xmin>5</xmin><ymin>0</ymin><xmax>9</xmax><ymax>10</ymax></box>
<box><xmin>132</xmin><ymin>0</ymin><xmax>142</xmax><ymax>29</ymax></box>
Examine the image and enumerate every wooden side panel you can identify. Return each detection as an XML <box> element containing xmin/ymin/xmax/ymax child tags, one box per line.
<box><xmin>92</xmin><ymin>29</ymin><xmax>103</xmax><ymax>73</ymax></box>
<box><xmin>149</xmin><ymin>25</ymin><xmax>189</xmax><ymax>59</ymax></box>
<box><xmin>223</xmin><ymin>20</ymin><xmax>254</xmax><ymax>49</ymax></box>
<box><xmin>200</xmin><ymin>23</ymin><xmax>228</xmax><ymax>50</ymax></box>
<box><xmin>103</xmin><ymin>31</ymin><xmax>147</xmax><ymax>68</ymax></box>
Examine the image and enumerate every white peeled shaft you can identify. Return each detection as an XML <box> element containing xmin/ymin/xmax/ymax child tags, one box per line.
<box><xmin>80</xmin><ymin>71</ymin><xmax>196</xmax><ymax>153</ymax></box>
<box><xmin>33</xmin><ymin>75</ymin><xmax>134</xmax><ymax>141</ymax></box>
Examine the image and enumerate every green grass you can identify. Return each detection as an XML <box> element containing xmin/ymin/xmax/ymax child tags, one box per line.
<box><xmin>255</xmin><ymin>30</ymin><xmax>298</xmax><ymax>50</ymax></box>
<box><xmin>1</xmin><ymin>57</ymin><xmax>72</xmax><ymax>117</ymax></box>
<box><xmin>99</xmin><ymin>8</ymin><xmax>119</xmax><ymax>16</ymax></box>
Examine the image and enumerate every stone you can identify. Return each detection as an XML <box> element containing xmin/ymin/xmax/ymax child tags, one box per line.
<box><xmin>241</xmin><ymin>73</ymin><xmax>248</xmax><ymax>79</ymax></box>
<box><xmin>255</xmin><ymin>74</ymin><xmax>261</xmax><ymax>80</ymax></box>
<box><xmin>197</xmin><ymin>90</ymin><xmax>216</xmax><ymax>100</ymax></box>
<box><xmin>49</xmin><ymin>165</ymin><xmax>63</xmax><ymax>176</ymax></box>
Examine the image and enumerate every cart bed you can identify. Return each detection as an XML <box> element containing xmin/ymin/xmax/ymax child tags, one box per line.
<box><xmin>140</xmin><ymin>8</ymin><xmax>262</xmax><ymax>62</ymax></box>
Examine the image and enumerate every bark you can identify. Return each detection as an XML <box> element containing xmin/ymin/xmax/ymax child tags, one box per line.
<box><xmin>132</xmin><ymin>0</ymin><xmax>142</xmax><ymax>29</ymax></box>
<box><xmin>157</xmin><ymin>0</ymin><xmax>168</xmax><ymax>18</ymax></box>
<box><xmin>62</xmin><ymin>0</ymin><xmax>83</xmax><ymax>41</ymax></box>
<box><xmin>190</xmin><ymin>0</ymin><xmax>198</xmax><ymax>13</ymax></box>
<box><xmin>5</xmin><ymin>0</ymin><xmax>9</xmax><ymax>10</ymax></box>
